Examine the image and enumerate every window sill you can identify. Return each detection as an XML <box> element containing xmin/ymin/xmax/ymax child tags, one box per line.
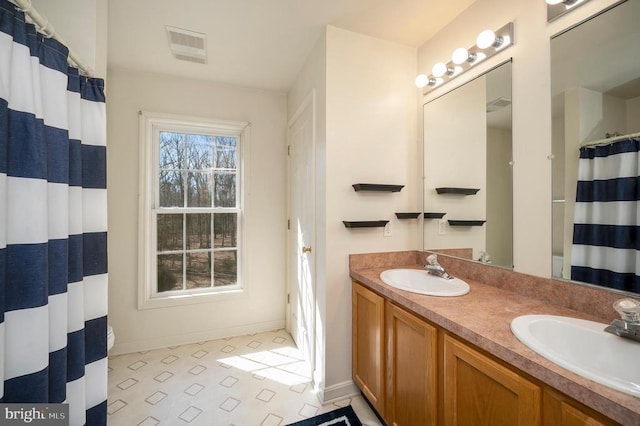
<box><xmin>138</xmin><ymin>287</ymin><xmax>246</xmax><ymax>310</ymax></box>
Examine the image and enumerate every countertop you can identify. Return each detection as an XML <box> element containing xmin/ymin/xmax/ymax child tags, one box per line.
<box><xmin>350</xmin><ymin>263</ymin><xmax>640</xmax><ymax>426</ymax></box>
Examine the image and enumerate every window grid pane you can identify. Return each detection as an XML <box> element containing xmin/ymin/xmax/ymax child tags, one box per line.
<box><xmin>214</xmin><ymin>173</ymin><xmax>236</xmax><ymax>208</ymax></box>
<box><xmin>157</xmin><ymin>213</ymin><xmax>184</xmax><ymax>252</ymax></box>
<box><xmin>157</xmin><ymin>253</ymin><xmax>183</xmax><ymax>292</ymax></box>
<box><xmin>187</xmin><ymin>134</ymin><xmax>213</xmax><ymax>170</ymax></box>
<box><xmin>187</xmin><ymin>172</ymin><xmax>212</xmax><ymax>207</ymax></box>
<box><xmin>159</xmin><ymin>132</ymin><xmax>184</xmax><ymax>170</ymax></box>
<box><xmin>159</xmin><ymin>171</ymin><xmax>185</xmax><ymax>207</ymax></box>
<box><xmin>186</xmin><ymin>252</ymin><xmax>212</xmax><ymax>289</ymax></box>
<box><xmin>213</xmin><ymin>213</ymin><xmax>237</xmax><ymax>248</ymax></box>
<box><xmin>214</xmin><ymin>136</ymin><xmax>237</xmax><ymax>170</ymax></box>
<box><xmin>213</xmin><ymin>250</ymin><xmax>237</xmax><ymax>287</ymax></box>
<box><xmin>186</xmin><ymin>213</ymin><xmax>212</xmax><ymax>250</ymax></box>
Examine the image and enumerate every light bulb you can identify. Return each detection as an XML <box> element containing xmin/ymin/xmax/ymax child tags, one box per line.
<box><xmin>498</xmin><ymin>36</ymin><xmax>511</xmax><ymax>49</ymax></box>
<box><xmin>451</xmin><ymin>48</ymin><xmax>469</xmax><ymax>65</ymax></box>
<box><xmin>545</xmin><ymin>0</ymin><xmax>564</xmax><ymax>4</ymax></box>
<box><xmin>476</xmin><ymin>29</ymin><xmax>497</xmax><ymax>49</ymax></box>
<box><xmin>415</xmin><ymin>74</ymin><xmax>429</xmax><ymax>88</ymax></box>
<box><xmin>432</xmin><ymin>62</ymin><xmax>448</xmax><ymax>78</ymax></box>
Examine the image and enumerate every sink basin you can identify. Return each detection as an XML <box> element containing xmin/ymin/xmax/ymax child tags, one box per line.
<box><xmin>379</xmin><ymin>269</ymin><xmax>470</xmax><ymax>297</ymax></box>
<box><xmin>511</xmin><ymin>315</ymin><xmax>640</xmax><ymax>397</ymax></box>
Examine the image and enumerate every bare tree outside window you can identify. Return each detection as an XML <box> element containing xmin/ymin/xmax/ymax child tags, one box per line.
<box><xmin>156</xmin><ymin>131</ymin><xmax>239</xmax><ymax>293</ymax></box>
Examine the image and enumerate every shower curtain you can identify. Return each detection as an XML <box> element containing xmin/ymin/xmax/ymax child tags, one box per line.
<box><xmin>0</xmin><ymin>1</ymin><xmax>107</xmax><ymax>425</ymax></box>
<box><xmin>571</xmin><ymin>138</ymin><xmax>640</xmax><ymax>294</ymax></box>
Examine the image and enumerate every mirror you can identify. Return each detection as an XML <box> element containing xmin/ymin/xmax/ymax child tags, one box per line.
<box><xmin>423</xmin><ymin>61</ymin><xmax>513</xmax><ymax>269</ymax></box>
<box><xmin>551</xmin><ymin>0</ymin><xmax>640</xmax><ymax>294</ymax></box>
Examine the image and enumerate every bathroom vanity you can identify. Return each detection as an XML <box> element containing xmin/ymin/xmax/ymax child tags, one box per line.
<box><xmin>350</xmin><ymin>251</ymin><xmax>640</xmax><ymax>426</ymax></box>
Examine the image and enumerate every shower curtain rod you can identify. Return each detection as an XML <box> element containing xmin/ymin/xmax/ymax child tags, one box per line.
<box><xmin>10</xmin><ymin>0</ymin><xmax>94</xmax><ymax>76</ymax></box>
<box><xmin>580</xmin><ymin>131</ymin><xmax>640</xmax><ymax>148</ymax></box>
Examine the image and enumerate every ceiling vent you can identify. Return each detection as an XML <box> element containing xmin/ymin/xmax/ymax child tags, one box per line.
<box><xmin>486</xmin><ymin>97</ymin><xmax>512</xmax><ymax>112</ymax></box>
<box><xmin>165</xmin><ymin>26</ymin><xmax>207</xmax><ymax>64</ymax></box>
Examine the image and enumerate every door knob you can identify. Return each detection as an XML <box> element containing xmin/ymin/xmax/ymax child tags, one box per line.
<box><xmin>302</xmin><ymin>246</ymin><xmax>312</xmax><ymax>254</ymax></box>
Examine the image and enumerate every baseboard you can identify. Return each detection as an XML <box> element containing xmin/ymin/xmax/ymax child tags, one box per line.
<box><xmin>109</xmin><ymin>319</ymin><xmax>285</xmax><ymax>355</ymax></box>
<box><xmin>317</xmin><ymin>380</ymin><xmax>361</xmax><ymax>404</ymax></box>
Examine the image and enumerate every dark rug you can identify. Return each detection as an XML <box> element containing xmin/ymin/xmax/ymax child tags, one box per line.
<box><xmin>286</xmin><ymin>405</ymin><xmax>363</xmax><ymax>426</ymax></box>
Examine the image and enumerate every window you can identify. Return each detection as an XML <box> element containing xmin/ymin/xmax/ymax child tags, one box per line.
<box><xmin>139</xmin><ymin>112</ymin><xmax>247</xmax><ymax>308</ymax></box>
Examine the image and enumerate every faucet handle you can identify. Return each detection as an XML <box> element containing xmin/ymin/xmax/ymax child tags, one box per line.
<box><xmin>425</xmin><ymin>254</ymin><xmax>439</xmax><ymax>265</ymax></box>
<box><xmin>613</xmin><ymin>298</ymin><xmax>640</xmax><ymax>323</ymax></box>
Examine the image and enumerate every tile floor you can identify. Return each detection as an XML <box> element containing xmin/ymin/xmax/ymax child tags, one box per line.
<box><xmin>108</xmin><ymin>329</ymin><xmax>383</xmax><ymax>425</ymax></box>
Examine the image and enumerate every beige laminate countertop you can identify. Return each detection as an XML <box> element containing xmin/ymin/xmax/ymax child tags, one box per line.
<box><xmin>350</xmin><ymin>264</ymin><xmax>640</xmax><ymax>426</ymax></box>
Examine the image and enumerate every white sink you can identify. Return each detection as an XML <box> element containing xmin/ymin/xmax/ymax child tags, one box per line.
<box><xmin>379</xmin><ymin>269</ymin><xmax>470</xmax><ymax>297</ymax></box>
<box><xmin>511</xmin><ymin>315</ymin><xmax>640</xmax><ymax>397</ymax></box>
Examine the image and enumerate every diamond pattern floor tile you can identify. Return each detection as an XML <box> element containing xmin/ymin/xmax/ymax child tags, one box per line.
<box><xmin>136</xmin><ymin>416</ymin><xmax>159</xmax><ymax>426</ymax></box>
<box><xmin>144</xmin><ymin>391</ymin><xmax>167</xmax><ymax>405</ymax></box>
<box><xmin>179</xmin><ymin>406</ymin><xmax>202</xmax><ymax>423</ymax></box>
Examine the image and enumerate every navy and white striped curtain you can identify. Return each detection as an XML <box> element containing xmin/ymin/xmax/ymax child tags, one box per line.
<box><xmin>0</xmin><ymin>1</ymin><xmax>108</xmax><ymax>425</ymax></box>
<box><xmin>571</xmin><ymin>138</ymin><xmax>640</xmax><ymax>294</ymax></box>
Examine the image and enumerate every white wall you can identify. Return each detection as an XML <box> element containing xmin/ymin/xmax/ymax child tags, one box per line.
<box><xmin>107</xmin><ymin>68</ymin><xmax>288</xmax><ymax>353</ymax></box>
<box><xmin>417</xmin><ymin>0</ymin><xmax>622</xmax><ymax>278</ymax></box>
<box><xmin>324</xmin><ymin>26</ymin><xmax>417</xmax><ymax>396</ymax></box>
<box><xmin>288</xmin><ymin>26</ymin><xmax>417</xmax><ymax>400</ymax></box>
<box><xmin>31</xmin><ymin>0</ymin><xmax>108</xmax><ymax>78</ymax></box>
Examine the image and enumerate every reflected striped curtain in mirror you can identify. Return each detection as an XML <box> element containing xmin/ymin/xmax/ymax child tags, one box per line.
<box><xmin>0</xmin><ymin>0</ymin><xmax>108</xmax><ymax>424</ymax></box>
<box><xmin>571</xmin><ymin>138</ymin><xmax>640</xmax><ymax>294</ymax></box>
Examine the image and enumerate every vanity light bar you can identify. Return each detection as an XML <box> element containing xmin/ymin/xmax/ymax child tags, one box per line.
<box><xmin>546</xmin><ymin>0</ymin><xmax>591</xmax><ymax>22</ymax></box>
<box><xmin>416</xmin><ymin>22</ymin><xmax>514</xmax><ymax>94</ymax></box>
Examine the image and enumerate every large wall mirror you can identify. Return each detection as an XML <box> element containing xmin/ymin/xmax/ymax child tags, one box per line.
<box><xmin>551</xmin><ymin>0</ymin><xmax>640</xmax><ymax>294</ymax></box>
<box><xmin>423</xmin><ymin>61</ymin><xmax>513</xmax><ymax>269</ymax></box>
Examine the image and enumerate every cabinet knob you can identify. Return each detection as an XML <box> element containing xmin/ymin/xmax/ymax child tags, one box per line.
<box><xmin>302</xmin><ymin>246</ymin><xmax>312</xmax><ymax>254</ymax></box>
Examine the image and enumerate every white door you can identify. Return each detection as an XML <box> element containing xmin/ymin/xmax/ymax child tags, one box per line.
<box><xmin>287</xmin><ymin>92</ymin><xmax>315</xmax><ymax>374</ymax></box>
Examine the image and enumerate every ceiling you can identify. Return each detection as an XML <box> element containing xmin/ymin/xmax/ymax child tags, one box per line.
<box><xmin>107</xmin><ymin>0</ymin><xmax>475</xmax><ymax>92</ymax></box>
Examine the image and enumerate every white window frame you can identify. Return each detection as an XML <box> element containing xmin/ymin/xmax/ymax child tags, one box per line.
<box><xmin>138</xmin><ymin>111</ymin><xmax>248</xmax><ymax>309</ymax></box>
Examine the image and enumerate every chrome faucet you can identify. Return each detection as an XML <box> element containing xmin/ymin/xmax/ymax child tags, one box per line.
<box><xmin>477</xmin><ymin>251</ymin><xmax>492</xmax><ymax>264</ymax></box>
<box><xmin>424</xmin><ymin>254</ymin><xmax>454</xmax><ymax>280</ymax></box>
<box><xmin>604</xmin><ymin>298</ymin><xmax>640</xmax><ymax>343</ymax></box>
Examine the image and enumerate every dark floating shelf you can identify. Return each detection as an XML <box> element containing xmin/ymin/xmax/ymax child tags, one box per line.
<box><xmin>395</xmin><ymin>212</ymin><xmax>421</xmax><ymax>219</ymax></box>
<box><xmin>448</xmin><ymin>220</ymin><xmax>486</xmax><ymax>227</ymax></box>
<box><xmin>343</xmin><ymin>220</ymin><xmax>389</xmax><ymax>228</ymax></box>
<box><xmin>435</xmin><ymin>187</ymin><xmax>480</xmax><ymax>195</ymax></box>
<box><xmin>423</xmin><ymin>212</ymin><xmax>446</xmax><ymax>219</ymax></box>
<box><xmin>352</xmin><ymin>183</ymin><xmax>404</xmax><ymax>192</ymax></box>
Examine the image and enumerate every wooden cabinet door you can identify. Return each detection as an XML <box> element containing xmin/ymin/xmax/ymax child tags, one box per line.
<box><xmin>443</xmin><ymin>334</ymin><xmax>541</xmax><ymax>426</ymax></box>
<box><xmin>386</xmin><ymin>301</ymin><xmax>438</xmax><ymax>426</ymax></box>
<box><xmin>352</xmin><ymin>281</ymin><xmax>385</xmax><ymax>417</ymax></box>
<box><xmin>543</xmin><ymin>388</ymin><xmax>620</xmax><ymax>426</ymax></box>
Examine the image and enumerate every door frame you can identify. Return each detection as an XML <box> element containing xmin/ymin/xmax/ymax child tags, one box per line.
<box><xmin>286</xmin><ymin>89</ymin><xmax>317</xmax><ymax>376</ymax></box>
